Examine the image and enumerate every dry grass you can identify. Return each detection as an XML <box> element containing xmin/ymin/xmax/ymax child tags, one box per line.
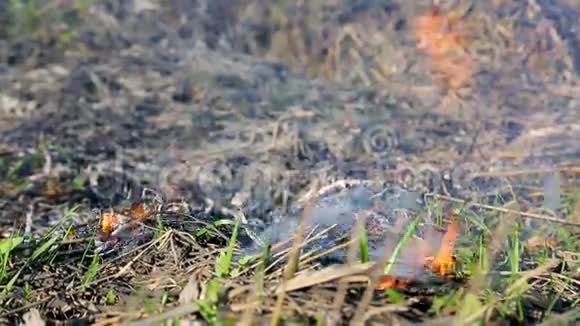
<box><xmin>1</xmin><ymin>0</ymin><xmax>579</xmax><ymax>325</ymax></box>
<box><xmin>1</xmin><ymin>175</ymin><xmax>578</xmax><ymax>324</ymax></box>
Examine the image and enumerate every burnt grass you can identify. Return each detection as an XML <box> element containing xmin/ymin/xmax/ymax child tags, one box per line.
<box><xmin>0</xmin><ymin>1</ymin><xmax>579</xmax><ymax>325</ymax></box>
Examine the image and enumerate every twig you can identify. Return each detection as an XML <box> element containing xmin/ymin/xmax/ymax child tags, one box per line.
<box><xmin>469</xmin><ymin>165</ymin><xmax>580</xmax><ymax>178</ymax></box>
<box><xmin>161</xmin><ymin>212</ymin><xmax>229</xmax><ymax>241</ymax></box>
<box><xmin>539</xmin><ymin>307</ymin><xmax>580</xmax><ymax>326</ymax></box>
<box><xmin>125</xmin><ymin>303</ymin><xmax>200</xmax><ymax>326</ymax></box>
<box><xmin>430</xmin><ymin>194</ymin><xmax>580</xmax><ymax>227</ymax></box>
<box><xmin>24</xmin><ymin>202</ymin><xmax>35</xmax><ymax>239</ymax></box>
<box><xmin>112</xmin><ymin>233</ymin><xmax>168</xmax><ymax>279</ymax></box>
<box><xmin>298</xmin><ymin>179</ymin><xmax>380</xmax><ymax>204</ymax></box>
<box><xmin>333</xmin><ymin>216</ymin><xmax>366</xmax><ymax>315</ymax></box>
<box><xmin>504</xmin><ymin>259</ymin><xmax>560</xmax><ymax>296</ymax></box>
<box><xmin>298</xmin><ymin>237</ymin><xmax>353</xmax><ymax>268</ymax></box>
<box><xmin>264</xmin><ymin>225</ymin><xmax>342</xmax><ymax>279</ymax></box>
<box><xmin>363</xmin><ymin>305</ymin><xmax>410</xmax><ymax>322</ymax></box>
<box><xmin>0</xmin><ymin>296</ymin><xmax>53</xmax><ymax>318</ymax></box>
<box><xmin>352</xmin><ymin>212</ymin><xmax>416</xmax><ymax>325</ymax></box>
<box><xmin>231</xmin><ymin>223</ymin><xmax>337</xmax><ymax>280</ymax></box>
<box><xmin>270</xmin><ymin>179</ymin><xmax>319</xmax><ymax>326</ymax></box>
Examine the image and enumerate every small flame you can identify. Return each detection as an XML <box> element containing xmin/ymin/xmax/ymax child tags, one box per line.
<box><xmin>100</xmin><ymin>202</ymin><xmax>154</xmax><ymax>235</ymax></box>
<box><xmin>414</xmin><ymin>5</ymin><xmax>474</xmax><ymax>93</ymax></box>
<box><xmin>430</xmin><ymin>214</ymin><xmax>458</xmax><ymax>276</ymax></box>
<box><xmin>128</xmin><ymin>202</ymin><xmax>149</xmax><ymax>221</ymax></box>
<box><xmin>377</xmin><ymin>213</ymin><xmax>459</xmax><ymax>290</ymax></box>
<box><xmin>415</xmin><ymin>6</ymin><xmax>467</xmax><ymax>57</ymax></box>
<box><xmin>100</xmin><ymin>212</ymin><xmax>123</xmax><ymax>235</ymax></box>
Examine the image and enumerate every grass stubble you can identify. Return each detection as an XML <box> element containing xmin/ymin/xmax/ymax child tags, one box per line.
<box><xmin>0</xmin><ymin>178</ymin><xmax>579</xmax><ymax>325</ymax></box>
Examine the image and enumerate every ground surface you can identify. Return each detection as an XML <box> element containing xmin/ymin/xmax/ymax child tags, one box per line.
<box><xmin>0</xmin><ymin>0</ymin><xmax>579</xmax><ymax>325</ymax></box>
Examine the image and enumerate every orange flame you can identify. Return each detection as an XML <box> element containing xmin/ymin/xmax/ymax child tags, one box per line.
<box><xmin>377</xmin><ymin>214</ymin><xmax>459</xmax><ymax>290</ymax></box>
<box><xmin>415</xmin><ymin>6</ymin><xmax>467</xmax><ymax>57</ymax></box>
<box><xmin>414</xmin><ymin>5</ymin><xmax>474</xmax><ymax>93</ymax></box>
<box><xmin>100</xmin><ymin>202</ymin><xmax>154</xmax><ymax>235</ymax></box>
<box><xmin>100</xmin><ymin>212</ymin><xmax>123</xmax><ymax>235</ymax></box>
<box><xmin>430</xmin><ymin>214</ymin><xmax>458</xmax><ymax>276</ymax></box>
<box><xmin>377</xmin><ymin>275</ymin><xmax>410</xmax><ymax>290</ymax></box>
<box><xmin>128</xmin><ymin>201</ymin><xmax>150</xmax><ymax>221</ymax></box>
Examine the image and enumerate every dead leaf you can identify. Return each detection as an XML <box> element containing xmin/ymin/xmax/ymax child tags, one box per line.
<box><xmin>526</xmin><ymin>235</ymin><xmax>559</xmax><ymax>251</ymax></box>
<box><xmin>179</xmin><ymin>277</ymin><xmax>204</xmax><ymax>304</ymax></box>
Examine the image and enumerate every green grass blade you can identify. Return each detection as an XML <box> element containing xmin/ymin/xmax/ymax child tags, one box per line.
<box><xmin>82</xmin><ymin>254</ymin><xmax>100</xmax><ymax>288</ymax></box>
<box><xmin>0</xmin><ymin>237</ymin><xmax>23</xmax><ymax>255</ymax></box>
<box><xmin>0</xmin><ymin>268</ymin><xmax>22</xmax><ymax>300</ymax></box>
<box><xmin>359</xmin><ymin>225</ymin><xmax>369</xmax><ymax>263</ymax></box>
<box><xmin>30</xmin><ymin>236</ymin><xmax>59</xmax><ymax>262</ymax></box>
<box><xmin>384</xmin><ymin>216</ymin><xmax>421</xmax><ymax>275</ymax></box>
<box><xmin>215</xmin><ymin>218</ymin><xmax>241</xmax><ymax>277</ymax></box>
<box><xmin>0</xmin><ymin>237</ymin><xmax>23</xmax><ymax>281</ymax></box>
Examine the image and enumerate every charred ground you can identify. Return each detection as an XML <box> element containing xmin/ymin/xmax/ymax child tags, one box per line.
<box><xmin>0</xmin><ymin>1</ymin><xmax>579</xmax><ymax>325</ymax></box>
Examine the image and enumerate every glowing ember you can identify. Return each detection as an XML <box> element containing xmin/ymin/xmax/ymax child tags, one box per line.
<box><xmin>377</xmin><ymin>275</ymin><xmax>410</xmax><ymax>290</ymax></box>
<box><xmin>99</xmin><ymin>202</ymin><xmax>155</xmax><ymax>235</ymax></box>
<box><xmin>100</xmin><ymin>212</ymin><xmax>124</xmax><ymax>235</ymax></box>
